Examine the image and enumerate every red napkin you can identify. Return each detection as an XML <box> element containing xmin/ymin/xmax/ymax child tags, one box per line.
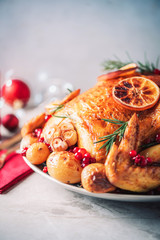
<box><xmin>0</xmin><ymin>151</ymin><xmax>33</xmax><ymax>193</ymax></box>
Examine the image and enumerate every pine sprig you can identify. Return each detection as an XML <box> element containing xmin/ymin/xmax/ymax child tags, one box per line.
<box><xmin>102</xmin><ymin>60</ymin><xmax>130</xmax><ymax>71</ymax></box>
<box><xmin>94</xmin><ymin>118</ymin><xmax>128</xmax><ymax>154</ymax></box>
<box><xmin>103</xmin><ymin>55</ymin><xmax>160</xmax><ymax>74</ymax></box>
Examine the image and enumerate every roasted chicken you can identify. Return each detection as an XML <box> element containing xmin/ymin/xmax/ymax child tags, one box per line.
<box><xmin>42</xmin><ymin>74</ymin><xmax>160</xmax><ymax>162</ymax></box>
<box><xmin>21</xmin><ymin>70</ymin><xmax>160</xmax><ymax>193</ymax></box>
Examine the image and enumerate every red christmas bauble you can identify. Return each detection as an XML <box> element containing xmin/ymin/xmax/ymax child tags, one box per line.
<box><xmin>2</xmin><ymin>114</ymin><xmax>19</xmax><ymax>132</ymax></box>
<box><xmin>2</xmin><ymin>79</ymin><xmax>30</xmax><ymax>108</ymax></box>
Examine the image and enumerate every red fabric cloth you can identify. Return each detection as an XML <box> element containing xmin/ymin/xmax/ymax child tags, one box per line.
<box><xmin>0</xmin><ymin>151</ymin><xmax>33</xmax><ymax>193</ymax></box>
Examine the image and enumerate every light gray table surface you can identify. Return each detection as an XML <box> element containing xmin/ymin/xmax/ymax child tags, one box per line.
<box><xmin>0</xmin><ymin>167</ymin><xmax>160</xmax><ymax>240</ymax></box>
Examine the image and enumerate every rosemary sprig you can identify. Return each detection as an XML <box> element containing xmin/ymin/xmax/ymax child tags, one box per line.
<box><xmin>52</xmin><ymin>113</ymin><xmax>73</xmax><ymax>119</ymax></box>
<box><xmin>103</xmin><ymin>55</ymin><xmax>160</xmax><ymax>74</ymax></box>
<box><xmin>50</xmin><ymin>104</ymin><xmax>64</xmax><ymax>113</ymax></box>
<box><xmin>67</xmin><ymin>88</ymin><xmax>73</xmax><ymax>93</ymax></box>
<box><xmin>52</xmin><ymin>115</ymin><xmax>68</xmax><ymax>119</ymax></box>
<box><xmin>94</xmin><ymin>118</ymin><xmax>128</xmax><ymax>154</ymax></box>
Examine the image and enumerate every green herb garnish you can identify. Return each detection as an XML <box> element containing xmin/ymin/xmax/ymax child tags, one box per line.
<box><xmin>52</xmin><ymin>113</ymin><xmax>73</xmax><ymax>119</ymax></box>
<box><xmin>52</xmin><ymin>115</ymin><xmax>68</xmax><ymax>119</ymax></box>
<box><xmin>67</xmin><ymin>88</ymin><xmax>73</xmax><ymax>93</ymax></box>
<box><xmin>103</xmin><ymin>54</ymin><xmax>159</xmax><ymax>74</ymax></box>
<box><xmin>50</xmin><ymin>104</ymin><xmax>64</xmax><ymax>113</ymax></box>
<box><xmin>94</xmin><ymin>118</ymin><xmax>128</xmax><ymax>154</ymax></box>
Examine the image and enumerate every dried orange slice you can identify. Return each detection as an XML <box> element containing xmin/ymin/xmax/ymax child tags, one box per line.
<box><xmin>97</xmin><ymin>63</ymin><xmax>138</xmax><ymax>81</ymax></box>
<box><xmin>112</xmin><ymin>77</ymin><xmax>160</xmax><ymax>111</ymax></box>
<box><xmin>120</xmin><ymin>63</ymin><xmax>137</xmax><ymax>70</ymax></box>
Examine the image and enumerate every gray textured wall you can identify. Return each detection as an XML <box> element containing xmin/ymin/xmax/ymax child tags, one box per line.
<box><xmin>0</xmin><ymin>0</ymin><xmax>160</xmax><ymax>97</ymax></box>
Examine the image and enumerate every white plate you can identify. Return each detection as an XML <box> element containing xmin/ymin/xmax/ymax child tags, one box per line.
<box><xmin>23</xmin><ymin>157</ymin><xmax>160</xmax><ymax>202</ymax></box>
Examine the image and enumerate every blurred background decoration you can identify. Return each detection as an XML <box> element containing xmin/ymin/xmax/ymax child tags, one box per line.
<box><xmin>0</xmin><ymin>0</ymin><xmax>160</xmax><ymax>91</ymax></box>
<box><xmin>0</xmin><ymin>0</ymin><xmax>160</xmax><ymax>127</ymax></box>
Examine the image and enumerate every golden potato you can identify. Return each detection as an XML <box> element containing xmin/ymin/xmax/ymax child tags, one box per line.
<box><xmin>47</xmin><ymin>151</ymin><xmax>82</xmax><ymax>184</ymax></box>
<box><xmin>20</xmin><ymin>133</ymin><xmax>38</xmax><ymax>150</ymax></box>
<box><xmin>26</xmin><ymin>142</ymin><xmax>50</xmax><ymax>165</ymax></box>
<box><xmin>81</xmin><ymin>163</ymin><xmax>116</xmax><ymax>193</ymax></box>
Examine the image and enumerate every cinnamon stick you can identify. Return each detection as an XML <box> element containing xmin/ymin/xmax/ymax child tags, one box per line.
<box><xmin>0</xmin><ymin>131</ymin><xmax>22</xmax><ymax>150</ymax></box>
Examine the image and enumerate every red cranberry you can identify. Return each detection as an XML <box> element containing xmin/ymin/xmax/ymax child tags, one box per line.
<box><xmin>78</xmin><ymin>148</ymin><xmax>87</xmax><ymax>157</ymax></box>
<box><xmin>43</xmin><ymin>166</ymin><xmax>48</xmax><ymax>173</ymax></box>
<box><xmin>84</xmin><ymin>152</ymin><xmax>91</xmax><ymax>158</ymax></box>
<box><xmin>156</xmin><ymin>133</ymin><xmax>160</xmax><ymax>143</ymax></box>
<box><xmin>35</xmin><ymin>128</ymin><xmax>42</xmax><ymax>138</ymax></box>
<box><xmin>81</xmin><ymin>162</ymin><xmax>87</xmax><ymax>168</ymax></box>
<box><xmin>90</xmin><ymin>157</ymin><xmax>96</xmax><ymax>163</ymax></box>
<box><xmin>68</xmin><ymin>148</ymin><xmax>74</xmax><ymax>153</ymax></box>
<box><xmin>38</xmin><ymin>137</ymin><xmax>44</xmax><ymax>142</ymax></box>
<box><xmin>2</xmin><ymin>114</ymin><xmax>19</xmax><ymax>132</ymax></box>
<box><xmin>21</xmin><ymin>147</ymin><xmax>28</xmax><ymax>156</ymax></box>
<box><xmin>73</xmin><ymin>147</ymin><xmax>80</xmax><ymax>153</ymax></box>
<box><xmin>140</xmin><ymin>156</ymin><xmax>147</xmax><ymax>167</ymax></box>
<box><xmin>146</xmin><ymin>157</ymin><xmax>152</xmax><ymax>164</ymax></box>
<box><xmin>82</xmin><ymin>157</ymin><xmax>90</xmax><ymax>164</ymax></box>
<box><xmin>154</xmin><ymin>68</ymin><xmax>160</xmax><ymax>75</ymax></box>
<box><xmin>75</xmin><ymin>152</ymin><xmax>83</xmax><ymax>161</ymax></box>
<box><xmin>45</xmin><ymin>143</ymin><xmax>52</xmax><ymax>152</ymax></box>
<box><xmin>45</xmin><ymin>115</ymin><xmax>52</xmax><ymax>122</ymax></box>
<box><xmin>129</xmin><ymin>150</ymin><xmax>137</xmax><ymax>158</ymax></box>
<box><xmin>133</xmin><ymin>154</ymin><xmax>141</xmax><ymax>164</ymax></box>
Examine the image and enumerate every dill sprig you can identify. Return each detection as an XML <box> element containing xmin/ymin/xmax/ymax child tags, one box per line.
<box><xmin>94</xmin><ymin>118</ymin><xmax>128</xmax><ymax>154</ymax></box>
<box><xmin>103</xmin><ymin>55</ymin><xmax>160</xmax><ymax>74</ymax></box>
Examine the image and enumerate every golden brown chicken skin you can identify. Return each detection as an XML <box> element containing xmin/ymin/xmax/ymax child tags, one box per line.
<box><xmin>43</xmin><ymin>74</ymin><xmax>160</xmax><ymax>162</ymax></box>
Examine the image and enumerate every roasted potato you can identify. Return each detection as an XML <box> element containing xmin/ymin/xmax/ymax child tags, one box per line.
<box><xmin>47</xmin><ymin>151</ymin><xmax>82</xmax><ymax>184</ymax></box>
<box><xmin>26</xmin><ymin>142</ymin><xmax>50</xmax><ymax>165</ymax></box>
<box><xmin>81</xmin><ymin>163</ymin><xmax>116</xmax><ymax>193</ymax></box>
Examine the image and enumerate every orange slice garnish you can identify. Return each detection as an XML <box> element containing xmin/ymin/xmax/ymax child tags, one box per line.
<box><xmin>97</xmin><ymin>63</ymin><xmax>138</xmax><ymax>81</ymax></box>
<box><xmin>112</xmin><ymin>77</ymin><xmax>160</xmax><ymax>111</ymax></box>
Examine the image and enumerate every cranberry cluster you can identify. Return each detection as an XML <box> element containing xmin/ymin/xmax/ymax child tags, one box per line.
<box><xmin>21</xmin><ymin>147</ymin><xmax>28</xmax><ymax>156</ymax></box>
<box><xmin>129</xmin><ymin>150</ymin><xmax>152</xmax><ymax>167</ymax></box>
<box><xmin>69</xmin><ymin>147</ymin><xmax>96</xmax><ymax>168</ymax></box>
<box><xmin>21</xmin><ymin>128</ymin><xmax>52</xmax><ymax>157</ymax></box>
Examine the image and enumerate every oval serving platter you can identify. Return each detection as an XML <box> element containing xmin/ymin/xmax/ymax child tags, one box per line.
<box><xmin>23</xmin><ymin>157</ymin><xmax>160</xmax><ymax>202</ymax></box>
